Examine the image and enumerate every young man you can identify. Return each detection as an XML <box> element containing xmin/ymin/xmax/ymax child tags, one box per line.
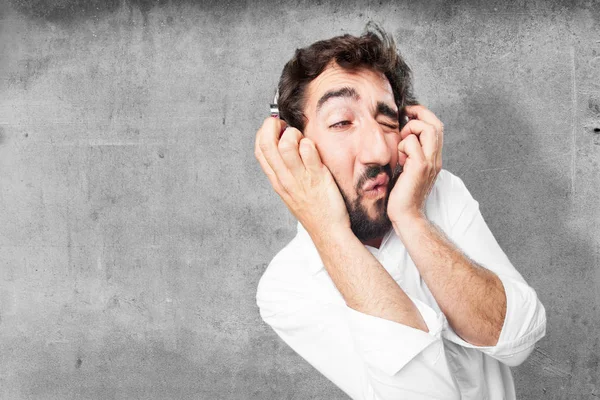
<box><xmin>254</xmin><ymin>26</ymin><xmax>546</xmax><ymax>399</ymax></box>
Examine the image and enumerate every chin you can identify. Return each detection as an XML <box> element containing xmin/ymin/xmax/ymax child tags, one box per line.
<box><xmin>366</xmin><ymin>196</ymin><xmax>388</xmax><ymax>217</ymax></box>
<box><xmin>337</xmin><ymin>180</ymin><xmax>393</xmax><ymax>241</ymax></box>
<box><xmin>349</xmin><ymin>198</ymin><xmax>392</xmax><ymax>242</ymax></box>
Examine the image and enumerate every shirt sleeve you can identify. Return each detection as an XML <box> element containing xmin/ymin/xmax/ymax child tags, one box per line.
<box><xmin>257</xmin><ymin>250</ymin><xmax>460</xmax><ymax>400</ymax></box>
<box><xmin>439</xmin><ymin>171</ymin><xmax>547</xmax><ymax>367</ymax></box>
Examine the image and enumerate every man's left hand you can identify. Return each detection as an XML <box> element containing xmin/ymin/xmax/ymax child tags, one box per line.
<box><xmin>387</xmin><ymin>105</ymin><xmax>444</xmax><ymax>230</ymax></box>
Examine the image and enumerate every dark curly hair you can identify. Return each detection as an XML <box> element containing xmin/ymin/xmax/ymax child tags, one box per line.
<box><xmin>277</xmin><ymin>24</ymin><xmax>418</xmax><ymax>132</ymax></box>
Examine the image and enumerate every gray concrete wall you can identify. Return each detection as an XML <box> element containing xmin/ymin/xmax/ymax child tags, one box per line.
<box><xmin>0</xmin><ymin>0</ymin><xmax>598</xmax><ymax>398</ymax></box>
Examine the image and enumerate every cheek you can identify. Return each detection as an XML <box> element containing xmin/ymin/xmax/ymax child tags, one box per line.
<box><xmin>317</xmin><ymin>141</ymin><xmax>356</xmax><ymax>189</ymax></box>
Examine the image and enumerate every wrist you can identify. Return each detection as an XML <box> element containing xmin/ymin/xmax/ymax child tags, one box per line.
<box><xmin>308</xmin><ymin>222</ymin><xmax>354</xmax><ymax>250</ymax></box>
<box><xmin>391</xmin><ymin>210</ymin><xmax>429</xmax><ymax>240</ymax></box>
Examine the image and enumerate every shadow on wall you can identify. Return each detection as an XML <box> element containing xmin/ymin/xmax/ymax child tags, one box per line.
<box><xmin>454</xmin><ymin>85</ymin><xmax>599</xmax><ymax>396</ymax></box>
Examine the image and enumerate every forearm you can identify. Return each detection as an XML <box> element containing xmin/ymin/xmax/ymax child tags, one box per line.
<box><xmin>393</xmin><ymin>215</ymin><xmax>506</xmax><ymax>346</ymax></box>
<box><xmin>309</xmin><ymin>226</ymin><xmax>428</xmax><ymax>332</ymax></box>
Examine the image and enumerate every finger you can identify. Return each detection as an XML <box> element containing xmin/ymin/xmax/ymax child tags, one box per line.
<box><xmin>399</xmin><ymin>119</ymin><xmax>435</xmax><ymax>140</ymax></box>
<box><xmin>399</xmin><ymin>120</ymin><xmax>438</xmax><ymax>157</ymax></box>
<box><xmin>254</xmin><ymin>144</ymin><xmax>288</xmax><ymax>197</ymax></box>
<box><xmin>298</xmin><ymin>138</ymin><xmax>324</xmax><ymax>174</ymax></box>
<box><xmin>279</xmin><ymin>127</ymin><xmax>305</xmax><ymax>176</ymax></box>
<box><xmin>404</xmin><ymin>105</ymin><xmax>444</xmax><ymax>134</ymax></box>
<box><xmin>259</xmin><ymin>116</ymin><xmax>287</xmax><ymax>142</ymax></box>
<box><xmin>256</xmin><ymin>117</ymin><xmax>295</xmax><ymax>187</ymax></box>
<box><xmin>403</xmin><ymin>105</ymin><xmax>444</xmax><ymax>168</ymax></box>
<box><xmin>254</xmin><ymin>117</ymin><xmax>287</xmax><ymax>157</ymax></box>
<box><xmin>397</xmin><ymin>134</ymin><xmax>425</xmax><ymax>164</ymax></box>
<box><xmin>397</xmin><ymin>149</ymin><xmax>408</xmax><ymax>167</ymax></box>
<box><xmin>418</xmin><ymin>127</ymin><xmax>438</xmax><ymax>162</ymax></box>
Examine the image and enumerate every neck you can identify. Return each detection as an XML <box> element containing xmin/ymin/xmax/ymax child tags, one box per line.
<box><xmin>362</xmin><ymin>236</ymin><xmax>383</xmax><ymax>249</ymax></box>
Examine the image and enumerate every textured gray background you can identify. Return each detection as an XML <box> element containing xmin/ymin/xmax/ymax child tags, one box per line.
<box><xmin>0</xmin><ymin>0</ymin><xmax>599</xmax><ymax>399</ymax></box>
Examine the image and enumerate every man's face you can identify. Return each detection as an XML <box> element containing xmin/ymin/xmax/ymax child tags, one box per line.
<box><xmin>302</xmin><ymin>62</ymin><xmax>402</xmax><ymax>242</ymax></box>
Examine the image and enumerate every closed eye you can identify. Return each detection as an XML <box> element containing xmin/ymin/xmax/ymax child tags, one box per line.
<box><xmin>329</xmin><ymin>120</ymin><xmax>352</xmax><ymax>129</ymax></box>
<box><xmin>380</xmin><ymin>122</ymin><xmax>399</xmax><ymax>130</ymax></box>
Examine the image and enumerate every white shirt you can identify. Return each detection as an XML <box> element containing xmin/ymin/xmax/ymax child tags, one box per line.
<box><xmin>256</xmin><ymin>169</ymin><xmax>547</xmax><ymax>400</ymax></box>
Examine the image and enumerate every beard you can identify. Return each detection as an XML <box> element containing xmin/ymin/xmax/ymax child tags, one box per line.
<box><xmin>336</xmin><ymin>163</ymin><xmax>402</xmax><ymax>242</ymax></box>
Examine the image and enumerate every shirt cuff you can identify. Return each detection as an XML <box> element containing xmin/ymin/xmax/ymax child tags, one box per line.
<box><xmin>442</xmin><ymin>274</ymin><xmax>546</xmax><ymax>366</ymax></box>
<box><xmin>345</xmin><ymin>296</ymin><xmax>445</xmax><ymax>376</ymax></box>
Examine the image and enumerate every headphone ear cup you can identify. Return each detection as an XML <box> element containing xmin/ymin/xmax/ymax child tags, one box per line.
<box><xmin>270</xmin><ymin>89</ymin><xmax>280</xmax><ymax>118</ymax></box>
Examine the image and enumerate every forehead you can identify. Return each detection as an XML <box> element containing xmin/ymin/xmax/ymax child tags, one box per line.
<box><xmin>305</xmin><ymin>62</ymin><xmax>395</xmax><ymax>111</ymax></box>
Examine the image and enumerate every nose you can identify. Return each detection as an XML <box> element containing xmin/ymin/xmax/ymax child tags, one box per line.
<box><xmin>357</xmin><ymin>119</ymin><xmax>393</xmax><ymax>167</ymax></box>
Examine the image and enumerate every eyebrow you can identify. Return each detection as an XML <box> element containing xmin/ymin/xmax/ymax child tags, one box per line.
<box><xmin>316</xmin><ymin>87</ymin><xmax>359</xmax><ymax>111</ymax></box>
<box><xmin>316</xmin><ymin>86</ymin><xmax>399</xmax><ymax>122</ymax></box>
<box><xmin>376</xmin><ymin>102</ymin><xmax>399</xmax><ymax>121</ymax></box>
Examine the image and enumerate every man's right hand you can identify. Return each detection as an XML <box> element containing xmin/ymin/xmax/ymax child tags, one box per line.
<box><xmin>254</xmin><ymin>117</ymin><xmax>350</xmax><ymax>237</ymax></box>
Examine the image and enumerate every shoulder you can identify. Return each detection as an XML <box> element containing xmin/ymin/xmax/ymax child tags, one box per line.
<box><xmin>259</xmin><ymin>224</ymin><xmax>321</xmax><ymax>282</ymax></box>
<box><xmin>430</xmin><ymin>169</ymin><xmax>470</xmax><ymax>197</ymax></box>
<box><xmin>256</xmin><ymin>224</ymin><xmax>322</xmax><ymax>313</ymax></box>
<box><xmin>425</xmin><ymin>169</ymin><xmax>478</xmax><ymax>232</ymax></box>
